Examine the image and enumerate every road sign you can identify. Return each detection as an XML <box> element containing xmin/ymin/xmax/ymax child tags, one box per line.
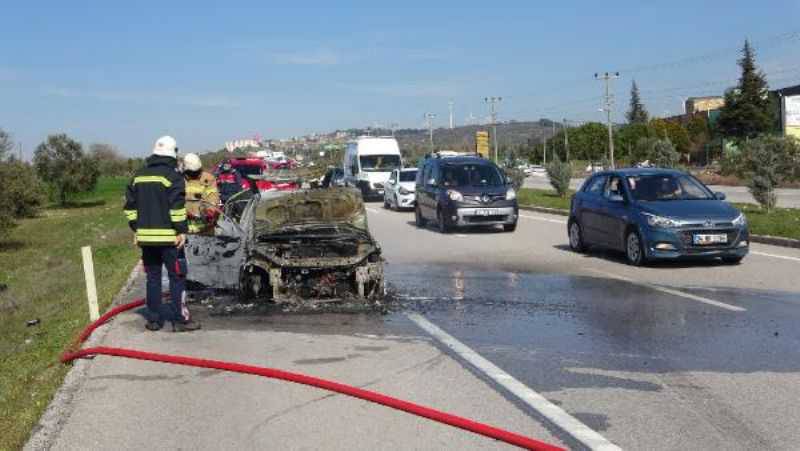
<box><xmin>476</xmin><ymin>131</ymin><xmax>490</xmax><ymax>157</ymax></box>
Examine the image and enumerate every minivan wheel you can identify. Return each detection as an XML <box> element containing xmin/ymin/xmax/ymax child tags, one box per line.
<box><xmin>503</xmin><ymin>222</ymin><xmax>517</xmax><ymax>232</ymax></box>
<box><xmin>383</xmin><ymin>198</ymin><xmax>390</xmax><ymax>209</ymax></box>
<box><xmin>568</xmin><ymin>221</ymin><xmax>585</xmax><ymax>252</ymax></box>
<box><xmin>625</xmin><ymin>231</ymin><xmax>646</xmax><ymax>266</ymax></box>
<box><xmin>415</xmin><ymin>206</ymin><xmax>427</xmax><ymax>227</ymax></box>
<box><xmin>437</xmin><ymin>209</ymin><xmax>451</xmax><ymax>234</ymax></box>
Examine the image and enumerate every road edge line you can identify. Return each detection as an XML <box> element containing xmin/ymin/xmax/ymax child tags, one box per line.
<box><xmin>406</xmin><ymin>313</ymin><xmax>622</xmax><ymax>451</ymax></box>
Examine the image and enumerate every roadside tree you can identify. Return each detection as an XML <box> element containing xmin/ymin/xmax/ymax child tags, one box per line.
<box><xmin>34</xmin><ymin>134</ymin><xmax>99</xmax><ymax>205</ymax></box>
<box><xmin>718</xmin><ymin>40</ymin><xmax>773</xmax><ymax>140</ymax></box>
<box><xmin>546</xmin><ymin>156</ymin><xmax>572</xmax><ymax>197</ymax></box>
<box><xmin>626</xmin><ymin>80</ymin><xmax>649</xmax><ymax>124</ymax></box>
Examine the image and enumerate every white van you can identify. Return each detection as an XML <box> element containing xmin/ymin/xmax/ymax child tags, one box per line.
<box><xmin>343</xmin><ymin>136</ymin><xmax>403</xmax><ymax>199</ymax></box>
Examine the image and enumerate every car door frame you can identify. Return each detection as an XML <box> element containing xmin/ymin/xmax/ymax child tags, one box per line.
<box><xmin>579</xmin><ymin>174</ymin><xmax>608</xmax><ymax>245</ymax></box>
<box><xmin>598</xmin><ymin>174</ymin><xmax>631</xmax><ymax>250</ymax></box>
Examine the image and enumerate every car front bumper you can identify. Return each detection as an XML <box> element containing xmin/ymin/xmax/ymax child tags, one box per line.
<box><xmin>395</xmin><ymin>192</ymin><xmax>416</xmax><ymax>208</ymax></box>
<box><xmin>445</xmin><ymin>206</ymin><xmax>518</xmax><ymax>227</ymax></box>
<box><xmin>642</xmin><ymin>226</ymin><xmax>750</xmax><ymax>260</ymax></box>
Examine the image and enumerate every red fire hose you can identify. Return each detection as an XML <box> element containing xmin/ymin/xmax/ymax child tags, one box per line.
<box><xmin>62</xmin><ymin>299</ymin><xmax>564</xmax><ymax>451</ymax></box>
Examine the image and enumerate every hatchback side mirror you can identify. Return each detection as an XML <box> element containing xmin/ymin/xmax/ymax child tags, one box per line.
<box><xmin>715</xmin><ymin>192</ymin><xmax>726</xmax><ymax>200</ymax></box>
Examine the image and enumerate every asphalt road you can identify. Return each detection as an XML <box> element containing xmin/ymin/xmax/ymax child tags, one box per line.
<box><xmin>524</xmin><ymin>175</ymin><xmax>800</xmax><ymax>208</ymax></box>
<box><xmin>36</xmin><ymin>204</ymin><xmax>800</xmax><ymax>450</ymax></box>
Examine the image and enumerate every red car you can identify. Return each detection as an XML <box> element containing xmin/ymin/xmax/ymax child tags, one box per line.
<box><xmin>215</xmin><ymin>158</ymin><xmax>299</xmax><ymax>193</ymax></box>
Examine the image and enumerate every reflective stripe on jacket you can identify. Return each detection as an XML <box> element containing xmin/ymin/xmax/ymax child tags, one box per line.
<box><xmin>123</xmin><ymin>155</ymin><xmax>188</xmax><ymax>246</ymax></box>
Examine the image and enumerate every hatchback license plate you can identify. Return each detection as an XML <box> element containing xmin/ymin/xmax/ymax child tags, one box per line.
<box><xmin>693</xmin><ymin>233</ymin><xmax>727</xmax><ymax>245</ymax></box>
<box><xmin>475</xmin><ymin>209</ymin><xmax>499</xmax><ymax>216</ymax></box>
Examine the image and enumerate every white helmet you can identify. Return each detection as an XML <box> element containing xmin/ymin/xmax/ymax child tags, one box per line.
<box><xmin>152</xmin><ymin>136</ymin><xmax>178</xmax><ymax>158</ymax></box>
<box><xmin>183</xmin><ymin>153</ymin><xmax>202</xmax><ymax>172</ymax></box>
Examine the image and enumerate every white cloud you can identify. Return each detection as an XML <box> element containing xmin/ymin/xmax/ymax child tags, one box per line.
<box><xmin>271</xmin><ymin>50</ymin><xmax>340</xmax><ymax>66</ymax></box>
<box><xmin>42</xmin><ymin>87</ymin><xmax>239</xmax><ymax>109</ymax></box>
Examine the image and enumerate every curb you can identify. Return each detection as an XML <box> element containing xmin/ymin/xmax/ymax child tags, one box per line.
<box><xmin>749</xmin><ymin>234</ymin><xmax>800</xmax><ymax>249</ymax></box>
<box><xmin>520</xmin><ymin>204</ymin><xmax>800</xmax><ymax>249</ymax></box>
<box><xmin>24</xmin><ymin>262</ymin><xmax>143</xmax><ymax>451</ymax></box>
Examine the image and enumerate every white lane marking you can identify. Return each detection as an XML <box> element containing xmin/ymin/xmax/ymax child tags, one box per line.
<box><xmin>365</xmin><ymin>207</ymin><xmax>382</xmax><ymax>214</ymax></box>
<box><xmin>585</xmin><ymin>268</ymin><xmax>746</xmax><ymax>312</ymax></box>
<box><xmin>519</xmin><ymin>214</ymin><xmax>567</xmax><ymax>225</ymax></box>
<box><xmin>407</xmin><ymin>313</ymin><xmax>622</xmax><ymax>451</ymax></box>
<box><xmin>751</xmin><ymin>251</ymin><xmax>800</xmax><ymax>262</ymax></box>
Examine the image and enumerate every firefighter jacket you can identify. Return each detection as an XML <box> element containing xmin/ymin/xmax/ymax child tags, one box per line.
<box><xmin>185</xmin><ymin>171</ymin><xmax>220</xmax><ymax>234</ymax></box>
<box><xmin>123</xmin><ymin>155</ymin><xmax>188</xmax><ymax>246</ymax></box>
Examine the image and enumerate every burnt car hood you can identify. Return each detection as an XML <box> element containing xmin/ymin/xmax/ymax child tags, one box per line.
<box><xmin>254</xmin><ymin>188</ymin><xmax>368</xmax><ymax>235</ymax></box>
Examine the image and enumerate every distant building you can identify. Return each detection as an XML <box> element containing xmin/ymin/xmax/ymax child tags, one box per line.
<box><xmin>684</xmin><ymin>96</ymin><xmax>725</xmax><ymax>114</ymax></box>
<box><xmin>775</xmin><ymin>84</ymin><xmax>800</xmax><ymax>139</ymax></box>
<box><xmin>225</xmin><ymin>138</ymin><xmax>262</xmax><ymax>152</ymax></box>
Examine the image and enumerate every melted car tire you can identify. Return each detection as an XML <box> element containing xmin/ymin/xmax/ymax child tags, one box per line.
<box><xmin>625</xmin><ymin>230</ymin><xmax>647</xmax><ymax>267</ymax></box>
<box><xmin>415</xmin><ymin>206</ymin><xmax>427</xmax><ymax>228</ymax></box>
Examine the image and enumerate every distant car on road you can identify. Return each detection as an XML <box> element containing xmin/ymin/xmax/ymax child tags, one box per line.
<box><xmin>567</xmin><ymin>168</ymin><xmax>749</xmax><ymax>266</ymax></box>
<box><xmin>415</xmin><ymin>153</ymin><xmax>518</xmax><ymax>233</ymax></box>
<box><xmin>383</xmin><ymin>168</ymin><xmax>418</xmax><ymax>210</ymax></box>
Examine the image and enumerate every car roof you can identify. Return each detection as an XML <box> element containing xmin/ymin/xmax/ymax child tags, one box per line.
<box><xmin>593</xmin><ymin>168</ymin><xmax>687</xmax><ymax>177</ymax></box>
<box><xmin>434</xmin><ymin>156</ymin><xmax>495</xmax><ymax>165</ymax></box>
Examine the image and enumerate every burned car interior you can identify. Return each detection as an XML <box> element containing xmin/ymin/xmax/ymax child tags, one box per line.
<box><xmin>185</xmin><ymin>187</ymin><xmax>384</xmax><ymax>306</ymax></box>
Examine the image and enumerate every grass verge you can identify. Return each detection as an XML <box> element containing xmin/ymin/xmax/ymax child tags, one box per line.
<box><xmin>0</xmin><ymin>177</ymin><xmax>139</xmax><ymax>450</ymax></box>
<box><xmin>518</xmin><ymin>188</ymin><xmax>800</xmax><ymax>241</ymax></box>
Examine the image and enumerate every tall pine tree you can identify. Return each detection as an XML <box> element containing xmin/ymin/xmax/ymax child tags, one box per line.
<box><xmin>626</xmin><ymin>80</ymin><xmax>649</xmax><ymax>124</ymax></box>
<box><xmin>718</xmin><ymin>40</ymin><xmax>772</xmax><ymax>140</ymax></box>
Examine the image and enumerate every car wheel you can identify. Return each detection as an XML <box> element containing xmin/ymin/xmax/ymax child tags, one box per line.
<box><xmin>383</xmin><ymin>198</ymin><xmax>390</xmax><ymax>209</ymax></box>
<box><xmin>415</xmin><ymin>206</ymin><xmax>427</xmax><ymax>228</ymax></box>
<box><xmin>437</xmin><ymin>209</ymin><xmax>451</xmax><ymax>234</ymax></box>
<box><xmin>721</xmin><ymin>255</ymin><xmax>744</xmax><ymax>265</ymax></box>
<box><xmin>568</xmin><ymin>220</ymin><xmax>586</xmax><ymax>252</ymax></box>
<box><xmin>503</xmin><ymin>222</ymin><xmax>517</xmax><ymax>232</ymax></box>
<box><xmin>625</xmin><ymin>230</ymin><xmax>646</xmax><ymax>266</ymax></box>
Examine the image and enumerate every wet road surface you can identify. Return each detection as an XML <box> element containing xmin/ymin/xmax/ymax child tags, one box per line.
<box><xmin>38</xmin><ymin>206</ymin><xmax>800</xmax><ymax>451</ymax></box>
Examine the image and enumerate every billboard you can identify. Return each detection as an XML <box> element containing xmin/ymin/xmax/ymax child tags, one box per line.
<box><xmin>476</xmin><ymin>131</ymin><xmax>490</xmax><ymax>157</ymax></box>
<box><xmin>785</xmin><ymin>95</ymin><xmax>800</xmax><ymax>140</ymax></box>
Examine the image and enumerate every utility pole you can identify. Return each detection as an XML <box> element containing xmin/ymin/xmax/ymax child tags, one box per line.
<box><xmin>542</xmin><ymin>135</ymin><xmax>547</xmax><ymax>166</ymax></box>
<box><xmin>484</xmin><ymin>97</ymin><xmax>502</xmax><ymax>163</ymax></box>
<box><xmin>424</xmin><ymin>113</ymin><xmax>436</xmax><ymax>151</ymax></box>
<box><xmin>563</xmin><ymin>119</ymin><xmax>570</xmax><ymax>163</ymax></box>
<box><xmin>18</xmin><ymin>142</ymin><xmax>23</xmax><ymax>161</ymax></box>
<box><xmin>390</xmin><ymin>122</ymin><xmax>398</xmax><ymax>137</ymax></box>
<box><xmin>595</xmin><ymin>72</ymin><xmax>619</xmax><ymax>169</ymax></box>
<box><xmin>448</xmin><ymin>101</ymin><xmax>454</xmax><ymax>129</ymax></box>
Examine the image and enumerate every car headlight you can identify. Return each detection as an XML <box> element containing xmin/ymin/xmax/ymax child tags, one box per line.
<box><xmin>642</xmin><ymin>212</ymin><xmax>681</xmax><ymax>228</ymax></box>
<box><xmin>447</xmin><ymin>189</ymin><xmax>463</xmax><ymax>201</ymax></box>
<box><xmin>732</xmin><ymin>213</ymin><xmax>747</xmax><ymax>227</ymax></box>
<box><xmin>506</xmin><ymin>188</ymin><xmax>516</xmax><ymax>200</ymax></box>
<box><xmin>399</xmin><ymin>187</ymin><xmax>412</xmax><ymax>195</ymax></box>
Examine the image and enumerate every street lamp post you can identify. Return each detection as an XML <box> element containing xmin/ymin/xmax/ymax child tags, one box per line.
<box><xmin>485</xmin><ymin>97</ymin><xmax>502</xmax><ymax>163</ymax></box>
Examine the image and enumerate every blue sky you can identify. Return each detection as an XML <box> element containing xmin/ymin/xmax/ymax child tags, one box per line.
<box><xmin>2</xmin><ymin>1</ymin><xmax>799</xmax><ymax>157</ymax></box>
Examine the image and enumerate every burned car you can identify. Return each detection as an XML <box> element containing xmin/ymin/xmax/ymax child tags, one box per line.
<box><xmin>185</xmin><ymin>187</ymin><xmax>384</xmax><ymax>305</ymax></box>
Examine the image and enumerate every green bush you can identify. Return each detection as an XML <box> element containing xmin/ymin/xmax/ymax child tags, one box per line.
<box><xmin>738</xmin><ymin>136</ymin><xmax>800</xmax><ymax>211</ymax></box>
<box><xmin>34</xmin><ymin>134</ymin><xmax>99</xmax><ymax>205</ymax></box>
<box><xmin>546</xmin><ymin>156</ymin><xmax>572</xmax><ymax>197</ymax></box>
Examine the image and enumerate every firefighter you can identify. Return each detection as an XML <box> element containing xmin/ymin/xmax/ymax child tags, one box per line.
<box><xmin>123</xmin><ymin>136</ymin><xmax>200</xmax><ymax>332</ymax></box>
<box><xmin>216</xmin><ymin>160</ymin><xmax>243</xmax><ymax>203</ymax></box>
<box><xmin>182</xmin><ymin>153</ymin><xmax>220</xmax><ymax>235</ymax></box>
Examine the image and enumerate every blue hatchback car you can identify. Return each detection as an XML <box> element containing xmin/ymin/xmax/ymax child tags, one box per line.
<box><xmin>567</xmin><ymin>169</ymin><xmax>749</xmax><ymax>265</ymax></box>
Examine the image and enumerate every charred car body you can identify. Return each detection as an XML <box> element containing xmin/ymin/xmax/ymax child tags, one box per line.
<box><xmin>185</xmin><ymin>187</ymin><xmax>384</xmax><ymax>305</ymax></box>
